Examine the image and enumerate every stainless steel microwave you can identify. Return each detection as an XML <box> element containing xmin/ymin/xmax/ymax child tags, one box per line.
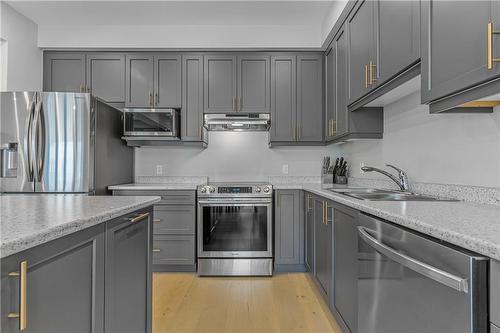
<box><xmin>123</xmin><ymin>108</ymin><xmax>180</xmax><ymax>137</ymax></box>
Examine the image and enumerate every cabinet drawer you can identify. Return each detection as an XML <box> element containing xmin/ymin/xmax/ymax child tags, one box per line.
<box><xmin>491</xmin><ymin>260</ymin><xmax>500</xmax><ymax>326</ymax></box>
<box><xmin>113</xmin><ymin>190</ymin><xmax>195</xmax><ymax>205</ymax></box>
<box><xmin>152</xmin><ymin>235</ymin><xmax>195</xmax><ymax>266</ymax></box>
<box><xmin>153</xmin><ymin>205</ymin><xmax>195</xmax><ymax>235</ymax></box>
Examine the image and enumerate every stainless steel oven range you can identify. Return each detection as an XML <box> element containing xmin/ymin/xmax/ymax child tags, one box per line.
<box><xmin>197</xmin><ymin>182</ymin><xmax>273</xmax><ymax>276</ymax></box>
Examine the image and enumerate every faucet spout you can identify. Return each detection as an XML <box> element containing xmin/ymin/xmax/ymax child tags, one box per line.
<box><xmin>361</xmin><ymin>165</ymin><xmax>409</xmax><ymax>191</ymax></box>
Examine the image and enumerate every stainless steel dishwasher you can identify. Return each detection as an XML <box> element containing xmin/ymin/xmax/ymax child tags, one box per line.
<box><xmin>357</xmin><ymin>213</ymin><xmax>488</xmax><ymax>333</ymax></box>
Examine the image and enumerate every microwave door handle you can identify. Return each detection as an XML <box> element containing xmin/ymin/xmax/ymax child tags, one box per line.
<box><xmin>357</xmin><ymin>227</ymin><xmax>469</xmax><ymax>293</ymax></box>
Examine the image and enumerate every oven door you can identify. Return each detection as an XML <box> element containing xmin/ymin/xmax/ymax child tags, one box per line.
<box><xmin>197</xmin><ymin>198</ymin><xmax>272</xmax><ymax>258</ymax></box>
<box><xmin>123</xmin><ymin>108</ymin><xmax>179</xmax><ymax>137</ymax></box>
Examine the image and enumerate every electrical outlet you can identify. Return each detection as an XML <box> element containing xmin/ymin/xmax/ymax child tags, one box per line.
<box><xmin>282</xmin><ymin>164</ymin><xmax>289</xmax><ymax>175</ymax></box>
<box><xmin>156</xmin><ymin>165</ymin><xmax>163</xmax><ymax>176</ymax></box>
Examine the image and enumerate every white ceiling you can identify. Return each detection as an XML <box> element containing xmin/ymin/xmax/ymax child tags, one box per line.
<box><xmin>5</xmin><ymin>0</ymin><xmax>345</xmax><ymax>49</ymax></box>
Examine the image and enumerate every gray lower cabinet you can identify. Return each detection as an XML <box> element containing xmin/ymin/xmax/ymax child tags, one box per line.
<box><xmin>274</xmin><ymin>190</ymin><xmax>304</xmax><ymax>270</ymax></box>
<box><xmin>87</xmin><ymin>53</ymin><xmax>126</xmax><ymax>103</ymax></box>
<box><xmin>105</xmin><ymin>210</ymin><xmax>152</xmax><ymax>333</ymax></box>
<box><xmin>421</xmin><ymin>0</ymin><xmax>500</xmax><ymax>105</ymax></box>
<box><xmin>305</xmin><ymin>193</ymin><xmax>315</xmax><ymax>273</ymax></box>
<box><xmin>113</xmin><ymin>189</ymin><xmax>197</xmax><ymax>272</ymax></box>
<box><xmin>297</xmin><ymin>54</ymin><xmax>324</xmax><ymax>142</ymax></box>
<box><xmin>204</xmin><ymin>54</ymin><xmax>238</xmax><ymax>113</ymax></box>
<box><xmin>182</xmin><ymin>54</ymin><xmax>204</xmax><ymax>141</ymax></box>
<box><xmin>333</xmin><ymin>203</ymin><xmax>359</xmax><ymax>333</ymax></box>
<box><xmin>377</xmin><ymin>0</ymin><xmax>420</xmax><ymax>84</ymax></box>
<box><xmin>43</xmin><ymin>52</ymin><xmax>87</xmax><ymax>92</ymax></box>
<box><xmin>347</xmin><ymin>0</ymin><xmax>376</xmax><ymax>104</ymax></box>
<box><xmin>314</xmin><ymin>196</ymin><xmax>332</xmax><ymax>304</ymax></box>
<box><xmin>491</xmin><ymin>260</ymin><xmax>500</xmax><ymax>327</ymax></box>
<box><xmin>270</xmin><ymin>55</ymin><xmax>297</xmax><ymax>142</ymax></box>
<box><xmin>237</xmin><ymin>55</ymin><xmax>271</xmax><ymax>113</ymax></box>
<box><xmin>0</xmin><ymin>207</ymin><xmax>152</xmax><ymax>333</ymax></box>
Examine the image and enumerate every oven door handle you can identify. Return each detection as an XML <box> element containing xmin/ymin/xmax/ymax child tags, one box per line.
<box><xmin>198</xmin><ymin>198</ymin><xmax>272</xmax><ymax>205</ymax></box>
<box><xmin>358</xmin><ymin>226</ymin><xmax>469</xmax><ymax>293</ymax></box>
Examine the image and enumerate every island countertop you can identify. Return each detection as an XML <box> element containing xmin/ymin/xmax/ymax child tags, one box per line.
<box><xmin>0</xmin><ymin>194</ymin><xmax>161</xmax><ymax>258</ymax></box>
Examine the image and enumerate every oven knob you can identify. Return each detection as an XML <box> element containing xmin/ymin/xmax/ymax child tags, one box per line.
<box><xmin>263</xmin><ymin>186</ymin><xmax>271</xmax><ymax>193</ymax></box>
<box><xmin>255</xmin><ymin>187</ymin><xmax>261</xmax><ymax>193</ymax></box>
<box><xmin>209</xmin><ymin>186</ymin><xmax>216</xmax><ymax>193</ymax></box>
<box><xmin>200</xmin><ymin>187</ymin><xmax>207</xmax><ymax>193</ymax></box>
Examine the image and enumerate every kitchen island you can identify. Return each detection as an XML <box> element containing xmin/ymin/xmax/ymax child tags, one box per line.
<box><xmin>1</xmin><ymin>194</ymin><xmax>160</xmax><ymax>333</ymax></box>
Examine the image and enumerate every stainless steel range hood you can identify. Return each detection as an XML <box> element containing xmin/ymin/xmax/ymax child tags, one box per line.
<box><xmin>204</xmin><ymin>114</ymin><xmax>270</xmax><ymax>131</ymax></box>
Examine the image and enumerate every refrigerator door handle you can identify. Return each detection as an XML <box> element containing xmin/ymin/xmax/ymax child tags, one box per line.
<box><xmin>23</xmin><ymin>97</ymin><xmax>36</xmax><ymax>182</ymax></box>
<box><xmin>33</xmin><ymin>99</ymin><xmax>46</xmax><ymax>182</ymax></box>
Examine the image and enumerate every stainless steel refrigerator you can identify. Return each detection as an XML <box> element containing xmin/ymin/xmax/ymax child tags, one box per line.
<box><xmin>0</xmin><ymin>92</ymin><xmax>133</xmax><ymax>194</ymax></box>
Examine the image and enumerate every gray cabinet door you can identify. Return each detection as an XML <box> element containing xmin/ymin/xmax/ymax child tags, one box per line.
<box><xmin>333</xmin><ymin>204</ymin><xmax>358</xmax><ymax>333</ymax></box>
<box><xmin>43</xmin><ymin>52</ymin><xmax>86</xmax><ymax>92</ymax></box>
<box><xmin>274</xmin><ymin>190</ymin><xmax>303</xmax><ymax>265</ymax></box>
<box><xmin>314</xmin><ymin>197</ymin><xmax>332</xmax><ymax>302</ymax></box>
<box><xmin>237</xmin><ymin>55</ymin><xmax>271</xmax><ymax>113</ymax></box>
<box><xmin>325</xmin><ymin>45</ymin><xmax>337</xmax><ymax>141</ymax></box>
<box><xmin>105</xmin><ymin>211</ymin><xmax>151</xmax><ymax>333</ymax></box>
<box><xmin>347</xmin><ymin>0</ymin><xmax>376</xmax><ymax>103</ymax></box>
<box><xmin>304</xmin><ymin>193</ymin><xmax>315</xmax><ymax>273</ymax></box>
<box><xmin>1</xmin><ymin>224</ymin><xmax>105</xmax><ymax>333</ymax></box>
<box><xmin>335</xmin><ymin>27</ymin><xmax>349</xmax><ymax>137</ymax></box>
<box><xmin>87</xmin><ymin>53</ymin><xmax>125</xmax><ymax>103</ymax></box>
<box><xmin>204</xmin><ymin>55</ymin><xmax>237</xmax><ymax>113</ymax></box>
<box><xmin>297</xmin><ymin>54</ymin><xmax>323</xmax><ymax>142</ymax></box>
<box><xmin>421</xmin><ymin>0</ymin><xmax>500</xmax><ymax>103</ymax></box>
<box><xmin>270</xmin><ymin>55</ymin><xmax>297</xmax><ymax>142</ymax></box>
<box><xmin>491</xmin><ymin>260</ymin><xmax>500</xmax><ymax>326</ymax></box>
<box><xmin>154</xmin><ymin>54</ymin><xmax>181</xmax><ymax>108</ymax></box>
<box><xmin>182</xmin><ymin>55</ymin><xmax>204</xmax><ymax>141</ymax></box>
<box><xmin>125</xmin><ymin>54</ymin><xmax>154</xmax><ymax>107</ymax></box>
<box><xmin>377</xmin><ymin>0</ymin><xmax>420</xmax><ymax>84</ymax></box>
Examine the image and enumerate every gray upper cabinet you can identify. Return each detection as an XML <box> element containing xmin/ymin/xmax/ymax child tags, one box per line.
<box><xmin>297</xmin><ymin>54</ymin><xmax>324</xmax><ymax>142</ymax></box>
<box><xmin>305</xmin><ymin>193</ymin><xmax>315</xmax><ymax>273</ymax></box>
<box><xmin>125</xmin><ymin>54</ymin><xmax>154</xmax><ymax>107</ymax></box>
<box><xmin>347</xmin><ymin>0</ymin><xmax>376</xmax><ymax>104</ymax></box>
<box><xmin>377</xmin><ymin>0</ymin><xmax>420</xmax><ymax>84</ymax></box>
<box><xmin>43</xmin><ymin>52</ymin><xmax>86</xmax><ymax>92</ymax></box>
<box><xmin>314</xmin><ymin>197</ymin><xmax>332</xmax><ymax>303</ymax></box>
<box><xmin>1</xmin><ymin>224</ymin><xmax>105</xmax><ymax>333</ymax></box>
<box><xmin>154</xmin><ymin>54</ymin><xmax>181</xmax><ymax>108</ymax></box>
<box><xmin>270</xmin><ymin>55</ymin><xmax>297</xmax><ymax>142</ymax></box>
<box><xmin>182</xmin><ymin>55</ymin><xmax>204</xmax><ymax>141</ymax></box>
<box><xmin>237</xmin><ymin>55</ymin><xmax>271</xmax><ymax>113</ymax></box>
<box><xmin>105</xmin><ymin>211</ymin><xmax>151</xmax><ymax>333</ymax></box>
<box><xmin>87</xmin><ymin>53</ymin><xmax>126</xmax><ymax>103</ymax></box>
<box><xmin>421</xmin><ymin>0</ymin><xmax>500</xmax><ymax>104</ymax></box>
<box><xmin>325</xmin><ymin>46</ymin><xmax>337</xmax><ymax>142</ymax></box>
<box><xmin>204</xmin><ymin>55</ymin><xmax>238</xmax><ymax>113</ymax></box>
<box><xmin>274</xmin><ymin>190</ymin><xmax>304</xmax><ymax>267</ymax></box>
<box><xmin>333</xmin><ymin>203</ymin><xmax>358</xmax><ymax>333</ymax></box>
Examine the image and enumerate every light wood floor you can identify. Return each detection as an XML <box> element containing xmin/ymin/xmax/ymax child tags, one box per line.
<box><xmin>153</xmin><ymin>272</ymin><xmax>342</xmax><ymax>333</ymax></box>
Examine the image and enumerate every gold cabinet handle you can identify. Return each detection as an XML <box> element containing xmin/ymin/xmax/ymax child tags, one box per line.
<box><xmin>152</xmin><ymin>249</ymin><xmax>161</xmax><ymax>252</ymax></box>
<box><xmin>148</xmin><ymin>91</ymin><xmax>152</xmax><ymax>106</ymax></box>
<box><xmin>333</xmin><ymin>120</ymin><xmax>337</xmax><ymax>136</ymax></box>
<box><xmin>8</xmin><ymin>260</ymin><xmax>27</xmax><ymax>331</ymax></box>
<box><xmin>365</xmin><ymin>64</ymin><xmax>369</xmax><ymax>88</ymax></box>
<box><xmin>369</xmin><ymin>61</ymin><xmax>377</xmax><ymax>85</ymax></box>
<box><xmin>488</xmin><ymin>22</ymin><xmax>500</xmax><ymax>70</ymax></box>
<box><xmin>153</xmin><ymin>218</ymin><xmax>161</xmax><ymax>223</ymax></box>
<box><xmin>129</xmin><ymin>212</ymin><xmax>150</xmax><ymax>223</ymax></box>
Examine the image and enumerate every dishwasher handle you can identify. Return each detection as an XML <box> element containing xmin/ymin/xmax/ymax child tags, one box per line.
<box><xmin>357</xmin><ymin>226</ymin><xmax>469</xmax><ymax>293</ymax></box>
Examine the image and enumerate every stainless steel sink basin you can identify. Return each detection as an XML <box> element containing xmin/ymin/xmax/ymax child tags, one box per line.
<box><xmin>327</xmin><ymin>188</ymin><xmax>458</xmax><ymax>201</ymax></box>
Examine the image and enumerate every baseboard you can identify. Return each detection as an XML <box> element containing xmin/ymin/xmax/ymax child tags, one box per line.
<box><xmin>152</xmin><ymin>264</ymin><xmax>197</xmax><ymax>272</ymax></box>
<box><xmin>274</xmin><ymin>264</ymin><xmax>307</xmax><ymax>272</ymax></box>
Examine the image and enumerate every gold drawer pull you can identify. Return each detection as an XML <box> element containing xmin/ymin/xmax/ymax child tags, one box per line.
<box><xmin>488</xmin><ymin>22</ymin><xmax>500</xmax><ymax>70</ymax></box>
<box><xmin>152</xmin><ymin>249</ymin><xmax>161</xmax><ymax>252</ymax></box>
<box><xmin>129</xmin><ymin>212</ymin><xmax>150</xmax><ymax>223</ymax></box>
<box><xmin>365</xmin><ymin>64</ymin><xmax>369</xmax><ymax>88</ymax></box>
<box><xmin>8</xmin><ymin>261</ymin><xmax>27</xmax><ymax>331</ymax></box>
<box><xmin>369</xmin><ymin>61</ymin><xmax>377</xmax><ymax>85</ymax></box>
<box><xmin>153</xmin><ymin>219</ymin><xmax>161</xmax><ymax>223</ymax></box>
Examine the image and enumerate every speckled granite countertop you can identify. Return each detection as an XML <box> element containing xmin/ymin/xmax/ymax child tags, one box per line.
<box><xmin>0</xmin><ymin>195</ymin><xmax>160</xmax><ymax>258</ymax></box>
<box><xmin>108</xmin><ymin>183</ymin><xmax>201</xmax><ymax>190</ymax></box>
<box><xmin>274</xmin><ymin>183</ymin><xmax>500</xmax><ymax>261</ymax></box>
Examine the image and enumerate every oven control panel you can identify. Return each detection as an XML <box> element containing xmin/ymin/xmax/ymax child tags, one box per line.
<box><xmin>218</xmin><ymin>186</ymin><xmax>252</xmax><ymax>194</ymax></box>
<box><xmin>197</xmin><ymin>184</ymin><xmax>272</xmax><ymax>196</ymax></box>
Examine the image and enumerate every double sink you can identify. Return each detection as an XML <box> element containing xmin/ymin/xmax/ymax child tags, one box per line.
<box><xmin>327</xmin><ymin>188</ymin><xmax>458</xmax><ymax>202</ymax></box>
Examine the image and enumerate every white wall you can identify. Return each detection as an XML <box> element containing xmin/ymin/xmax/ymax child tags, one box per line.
<box><xmin>135</xmin><ymin>132</ymin><xmax>341</xmax><ymax>182</ymax></box>
<box><xmin>0</xmin><ymin>2</ymin><xmax>42</xmax><ymax>91</ymax></box>
<box><xmin>343</xmin><ymin>92</ymin><xmax>500</xmax><ymax>188</ymax></box>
